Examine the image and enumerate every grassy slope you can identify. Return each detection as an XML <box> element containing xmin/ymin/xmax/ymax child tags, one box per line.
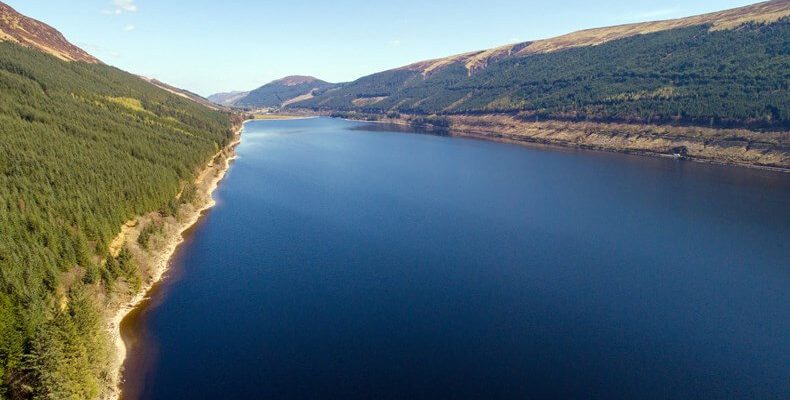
<box><xmin>0</xmin><ymin>42</ymin><xmax>233</xmax><ymax>399</ymax></box>
<box><xmin>235</xmin><ymin>77</ymin><xmax>335</xmax><ymax>108</ymax></box>
<box><xmin>296</xmin><ymin>20</ymin><xmax>789</xmax><ymax>131</ymax></box>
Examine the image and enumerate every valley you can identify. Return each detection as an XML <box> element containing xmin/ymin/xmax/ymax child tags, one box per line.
<box><xmin>213</xmin><ymin>0</ymin><xmax>789</xmax><ymax>170</ymax></box>
<box><xmin>0</xmin><ymin>0</ymin><xmax>787</xmax><ymax>399</ymax></box>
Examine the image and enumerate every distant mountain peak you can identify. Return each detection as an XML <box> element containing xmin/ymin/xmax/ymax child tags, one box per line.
<box><xmin>228</xmin><ymin>76</ymin><xmax>335</xmax><ymax>108</ymax></box>
<box><xmin>0</xmin><ymin>1</ymin><xmax>100</xmax><ymax>63</ymax></box>
<box><xmin>275</xmin><ymin>75</ymin><xmax>326</xmax><ymax>87</ymax></box>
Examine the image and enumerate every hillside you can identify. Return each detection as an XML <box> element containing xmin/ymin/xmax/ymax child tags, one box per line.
<box><xmin>294</xmin><ymin>0</ymin><xmax>789</xmax><ymax>131</ymax></box>
<box><xmin>0</xmin><ymin>2</ymin><xmax>99</xmax><ymax>63</ymax></box>
<box><xmin>208</xmin><ymin>90</ymin><xmax>250</xmax><ymax>107</ymax></box>
<box><xmin>0</xmin><ymin>4</ymin><xmax>236</xmax><ymax>399</ymax></box>
<box><xmin>0</xmin><ymin>1</ymin><xmax>218</xmax><ymax>112</ymax></box>
<box><xmin>233</xmin><ymin>75</ymin><xmax>335</xmax><ymax>109</ymax></box>
<box><xmin>141</xmin><ymin>77</ymin><xmax>226</xmax><ymax>111</ymax></box>
<box><xmin>399</xmin><ymin>0</ymin><xmax>790</xmax><ymax>76</ymax></box>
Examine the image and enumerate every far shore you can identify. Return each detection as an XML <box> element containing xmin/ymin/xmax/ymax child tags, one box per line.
<box><xmin>251</xmin><ymin>114</ymin><xmax>319</xmax><ymax>120</ymax></box>
<box><xmin>323</xmin><ymin>113</ymin><xmax>790</xmax><ymax>173</ymax></box>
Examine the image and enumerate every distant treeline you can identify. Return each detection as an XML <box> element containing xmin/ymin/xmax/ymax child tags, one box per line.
<box><xmin>0</xmin><ymin>43</ymin><xmax>234</xmax><ymax>398</ymax></box>
<box><xmin>299</xmin><ymin>20</ymin><xmax>790</xmax><ymax>131</ymax></box>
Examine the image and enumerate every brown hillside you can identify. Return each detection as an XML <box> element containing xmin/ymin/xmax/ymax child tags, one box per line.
<box><xmin>276</xmin><ymin>75</ymin><xmax>323</xmax><ymax>86</ymax></box>
<box><xmin>0</xmin><ymin>1</ymin><xmax>100</xmax><ymax>63</ymax></box>
<box><xmin>401</xmin><ymin>0</ymin><xmax>789</xmax><ymax>76</ymax></box>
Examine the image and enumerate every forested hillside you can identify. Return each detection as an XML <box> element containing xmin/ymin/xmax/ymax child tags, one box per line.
<box><xmin>296</xmin><ymin>16</ymin><xmax>789</xmax><ymax>130</ymax></box>
<box><xmin>0</xmin><ymin>41</ymin><xmax>233</xmax><ymax>398</ymax></box>
<box><xmin>233</xmin><ymin>75</ymin><xmax>335</xmax><ymax>108</ymax></box>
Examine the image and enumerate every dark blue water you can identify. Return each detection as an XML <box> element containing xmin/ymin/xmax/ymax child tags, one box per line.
<box><xmin>123</xmin><ymin>117</ymin><xmax>790</xmax><ymax>399</ymax></box>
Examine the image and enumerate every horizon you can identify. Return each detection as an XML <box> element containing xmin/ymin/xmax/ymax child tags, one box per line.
<box><xmin>6</xmin><ymin>0</ymin><xmax>764</xmax><ymax>96</ymax></box>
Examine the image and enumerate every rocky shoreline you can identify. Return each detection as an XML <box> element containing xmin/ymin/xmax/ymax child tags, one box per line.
<box><xmin>103</xmin><ymin>123</ymin><xmax>244</xmax><ymax>400</ymax></box>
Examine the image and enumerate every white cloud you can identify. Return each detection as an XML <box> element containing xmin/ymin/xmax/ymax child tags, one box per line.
<box><xmin>113</xmin><ymin>0</ymin><xmax>137</xmax><ymax>13</ymax></box>
<box><xmin>123</xmin><ymin>24</ymin><xmax>135</xmax><ymax>32</ymax></box>
<box><xmin>389</xmin><ymin>39</ymin><xmax>401</xmax><ymax>47</ymax></box>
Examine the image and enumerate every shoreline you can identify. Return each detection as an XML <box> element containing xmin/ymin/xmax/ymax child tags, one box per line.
<box><xmin>447</xmin><ymin>126</ymin><xmax>790</xmax><ymax>174</ymax></box>
<box><xmin>105</xmin><ymin>122</ymin><xmax>245</xmax><ymax>400</ymax></box>
<box><xmin>250</xmin><ymin>115</ymin><xmax>319</xmax><ymax>121</ymax></box>
<box><xmin>334</xmin><ymin>115</ymin><xmax>790</xmax><ymax>173</ymax></box>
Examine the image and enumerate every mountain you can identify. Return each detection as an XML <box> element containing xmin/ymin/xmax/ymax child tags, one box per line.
<box><xmin>293</xmin><ymin>0</ymin><xmax>789</xmax><ymax>130</ymax></box>
<box><xmin>0</xmin><ymin>2</ymin><xmax>218</xmax><ymax>111</ymax></box>
<box><xmin>0</xmin><ymin>3</ymin><xmax>236</xmax><ymax>398</ymax></box>
<box><xmin>208</xmin><ymin>90</ymin><xmax>250</xmax><ymax>107</ymax></box>
<box><xmin>233</xmin><ymin>75</ymin><xmax>335</xmax><ymax>109</ymax></box>
<box><xmin>397</xmin><ymin>0</ymin><xmax>789</xmax><ymax>77</ymax></box>
<box><xmin>0</xmin><ymin>2</ymin><xmax>99</xmax><ymax>63</ymax></box>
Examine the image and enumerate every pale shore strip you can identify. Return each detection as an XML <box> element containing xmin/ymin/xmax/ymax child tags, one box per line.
<box><xmin>337</xmin><ymin>117</ymin><xmax>790</xmax><ymax>173</ymax></box>
<box><xmin>252</xmin><ymin>115</ymin><xmax>319</xmax><ymax>121</ymax></box>
<box><xmin>104</xmin><ymin>122</ymin><xmax>245</xmax><ymax>400</ymax></box>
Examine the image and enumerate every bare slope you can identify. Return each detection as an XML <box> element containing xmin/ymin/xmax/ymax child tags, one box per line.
<box><xmin>0</xmin><ymin>1</ymin><xmax>100</xmax><ymax>63</ymax></box>
<box><xmin>401</xmin><ymin>0</ymin><xmax>790</xmax><ymax>76</ymax></box>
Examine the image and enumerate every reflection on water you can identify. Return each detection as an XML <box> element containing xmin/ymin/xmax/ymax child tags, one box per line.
<box><xmin>123</xmin><ymin>117</ymin><xmax>790</xmax><ymax>400</ymax></box>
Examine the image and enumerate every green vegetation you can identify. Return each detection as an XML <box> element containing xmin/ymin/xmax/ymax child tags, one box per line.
<box><xmin>297</xmin><ymin>20</ymin><xmax>789</xmax><ymax>130</ymax></box>
<box><xmin>409</xmin><ymin>115</ymin><xmax>451</xmax><ymax>130</ymax></box>
<box><xmin>24</xmin><ymin>287</ymin><xmax>111</xmax><ymax>400</ymax></box>
<box><xmin>328</xmin><ymin>111</ymin><xmax>382</xmax><ymax>122</ymax></box>
<box><xmin>137</xmin><ymin>221</ymin><xmax>164</xmax><ymax>250</ymax></box>
<box><xmin>0</xmin><ymin>42</ymin><xmax>234</xmax><ymax>398</ymax></box>
<box><xmin>236</xmin><ymin>77</ymin><xmax>335</xmax><ymax>109</ymax></box>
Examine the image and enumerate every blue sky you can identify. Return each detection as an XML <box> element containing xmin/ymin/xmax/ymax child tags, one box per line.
<box><xmin>8</xmin><ymin>0</ymin><xmax>758</xmax><ymax>96</ymax></box>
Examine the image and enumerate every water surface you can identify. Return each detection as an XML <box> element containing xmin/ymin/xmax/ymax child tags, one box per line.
<box><xmin>123</xmin><ymin>117</ymin><xmax>790</xmax><ymax>399</ymax></box>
